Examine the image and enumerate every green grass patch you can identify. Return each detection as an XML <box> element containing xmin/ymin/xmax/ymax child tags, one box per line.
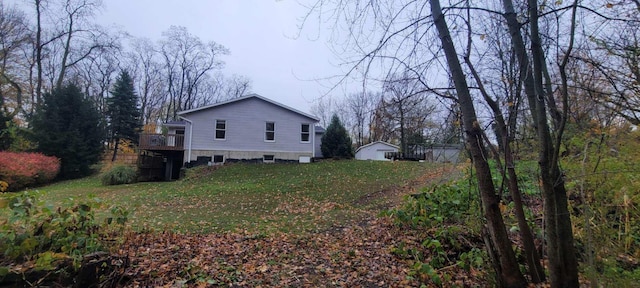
<box><xmin>2</xmin><ymin>160</ymin><xmax>443</xmax><ymax>234</ymax></box>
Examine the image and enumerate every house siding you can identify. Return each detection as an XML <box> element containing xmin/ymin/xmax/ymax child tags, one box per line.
<box><xmin>355</xmin><ymin>142</ymin><xmax>399</xmax><ymax>161</ymax></box>
<box><xmin>314</xmin><ymin>133</ymin><xmax>323</xmax><ymax>158</ymax></box>
<box><xmin>181</xmin><ymin>97</ymin><xmax>316</xmax><ymax>162</ymax></box>
<box><xmin>432</xmin><ymin>145</ymin><xmax>463</xmax><ymax>163</ymax></box>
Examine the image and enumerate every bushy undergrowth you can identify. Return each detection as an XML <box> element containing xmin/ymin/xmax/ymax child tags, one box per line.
<box><xmin>384</xmin><ymin>182</ymin><xmax>480</xmax><ymax>228</ymax></box>
<box><xmin>0</xmin><ymin>192</ymin><xmax>128</xmax><ymax>281</ymax></box>
<box><xmin>0</xmin><ymin>152</ymin><xmax>60</xmax><ymax>191</ymax></box>
<box><xmin>385</xmin><ymin>126</ymin><xmax>640</xmax><ymax>286</ymax></box>
<box><xmin>382</xmin><ymin>176</ymin><xmax>488</xmax><ymax>285</ymax></box>
<box><xmin>101</xmin><ymin>165</ymin><xmax>137</xmax><ymax>186</ymax></box>
<box><xmin>562</xmin><ymin>127</ymin><xmax>640</xmax><ymax>285</ymax></box>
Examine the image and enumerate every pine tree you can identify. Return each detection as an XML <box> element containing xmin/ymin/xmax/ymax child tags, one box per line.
<box><xmin>31</xmin><ymin>84</ymin><xmax>104</xmax><ymax>179</ymax></box>
<box><xmin>321</xmin><ymin>114</ymin><xmax>354</xmax><ymax>159</ymax></box>
<box><xmin>107</xmin><ymin>71</ymin><xmax>141</xmax><ymax>161</ymax></box>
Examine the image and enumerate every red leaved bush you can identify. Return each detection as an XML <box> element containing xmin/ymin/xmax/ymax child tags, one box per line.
<box><xmin>0</xmin><ymin>151</ymin><xmax>60</xmax><ymax>191</ymax></box>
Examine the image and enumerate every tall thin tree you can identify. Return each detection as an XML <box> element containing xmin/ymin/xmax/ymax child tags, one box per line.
<box><xmin>107</xmin><ymin>70</ymin><xmax>140</xmax><ymax>162</ymax></box>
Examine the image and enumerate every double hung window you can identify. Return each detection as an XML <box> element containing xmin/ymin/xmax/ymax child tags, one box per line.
<box><xmin>265</xmin><ymin>122</ymin><xmax>275</xmax><ymax>141</ymax></box>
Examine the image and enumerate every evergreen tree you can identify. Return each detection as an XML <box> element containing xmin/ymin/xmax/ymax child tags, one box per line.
<box><xmin>31</xmin><ymin>84</ymin><xmax>104</xmax><ymax>179</ymax></box>
<box><xmin>321</xmin><ymin>114</ymin><xmax>354</xmax><ymax>159</ymax></box>
<box><xmin>107</xmin><ymin>71</ymin><xmax>141</xmax><ymax>161</ymax></box>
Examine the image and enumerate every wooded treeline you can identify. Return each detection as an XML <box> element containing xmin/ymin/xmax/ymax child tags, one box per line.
<box><xmin>0</xmin><ymin>0</ymin><xmax>252</xmax><ymax>133</ymax></box>
<box><xmin>311</xmin><ymin>83</ymin><xmax>462</xmax><ymax>153</ymax></box>
<box><xmin>305</xmin><ymin>0</ymin><xmax>639</xmax><ymax>287</ymax></box>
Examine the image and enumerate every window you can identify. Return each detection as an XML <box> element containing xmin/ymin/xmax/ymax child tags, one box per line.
<box><xmin>263</xmin><ymin>155</ymin><xmax>275</xmax><ymax>163</ymax></box>
<box><xmin>213</xmin><ymin>155</ymin><xmax>224</xmax><ymax>163</ymax></box>
<box><xmin>301</xmin><ymin>124</ymin><xmax>310</xmax><ymax>142</ymax></box>
<box><xmin>265</xmin><ymin>121</ymin><xmax>275</xmax><ymax>141</ymax></box>
<box><xmin>215</xmin><ymin>120</ymin><xmax>226</xmax><ymax>140</ymax></box>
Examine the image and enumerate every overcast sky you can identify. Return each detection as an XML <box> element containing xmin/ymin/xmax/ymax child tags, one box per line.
<box><xmin>95</xmin><ymin>0</ymin><xmax>348</xmax><ymax>113</ymax></box>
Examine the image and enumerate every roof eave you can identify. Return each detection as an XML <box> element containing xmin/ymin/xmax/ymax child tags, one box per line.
<box><xmin>177</xmin><ymin>93</ymin><xmax>319</xmax><ymax>122</ymax></box>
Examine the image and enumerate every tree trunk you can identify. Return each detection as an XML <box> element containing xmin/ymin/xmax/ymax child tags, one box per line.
<box><xmin>504</xmin><ymin>143</ymin><xmax>545</xmax><ymax>283</ymax></box>
<box><xmin>526</xmin><ymin>0</ymin><xmax>580</xmax><ymax>286</ymax></box>
<box><xmin>430</xmin><ymin>1</ymin><xmax>526</xmax><ymax>286</ymax></box>
<box><xmin>501</xmin><ymin>0</ymin><xmax>537</xmax><ymax>131</ymax></box>
<box><xmin>399</xmin><ymin>103</ymin><xmax>406</xmax><ymax>153</ymax></box>
<box><xmin>111</xmin><ymin>137</ymin><xmax>119</xmax><ymax>162</ymax></box>
<box><xmin>56</xmin><ymin>13</ymin><xmax>74</xmax><ymax>90</ymax></box>
<box><xmin>35</xmin><ymin>0</ymin><xmax>43</xmax><ymax>104</ymax></box>
<box><xmin>465</xmin><ymin>57</ymin><xmax>545</xmax><ymax>283</ymax></box>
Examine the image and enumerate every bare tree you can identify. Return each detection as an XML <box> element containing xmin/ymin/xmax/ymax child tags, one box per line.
<box><xmin>575</xmin><ymin>13</ymin><xmax>640</xmax><ymax>125</ymax></box>
<box><xmin>301</xmin><ymin>0</ymin><xmax>595</xmax><ymax>286</ymax></box>
<box><xmin>383</xmin><ymin>73</ymin><xmax>432</xmax><ymax>153</ymax></box>
<box><xmin>369</xmin><ymin>96</ymin><xmax>396</xmax><ymax>143</ymax></box>
<box><xmin>310</xmin><ymin>96</ymin><xmax>334</xmax><ymax>128</ymax></box>
<box><xmin>72</xmin><ymin>45</ymin><xmax>120</xmax><ymax>113</ymax></box>
<box><xmin>0</xmin><ymin>3</ymin><xmax>31</xmax><ymax>116</ymax></box>
<box><xmin>222</xmin><ymin>74</ymin><xmax>252</xmax><ymax>99</ymax></box>
<box><xmin>159</xmin><ymin>26</ymin><xmax>228</xmax><ymax>120</ymax></box>
<box><xmin>345</xmin><ymin>91</ymin><xmax>375</xmax><ymax>146</ymax></box>
<box><xmin>430</xmin><ymin>1</ymin><xmax>527</xmax><ymax>285</ymax></box>
<box><xmin>24</xmin><ymin>0</ymin><xmax>118</xmax><ymax>107</ymax></box>
<box><xmin>33</xmin><ymin>0</ymin><xmax>43</xmax><ymax>105</ymax></box>
<box><xmin>126</xmin><ymin>37</ymin><xmax>165</xmax><ymax>126</ymax></box>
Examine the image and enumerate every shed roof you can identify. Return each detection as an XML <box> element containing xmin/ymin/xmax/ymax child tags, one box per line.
<box><xmin>355</xmin><ymin>141</ymin><xmax>399</xmax><ymax>153</ymax></box>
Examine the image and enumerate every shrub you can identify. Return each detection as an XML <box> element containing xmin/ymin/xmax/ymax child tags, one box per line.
<box><xmin>101</xmin><ymin>165</ymin><xmax>137</xmax><ymax>185</ymax></box>
<box><xmin>0</xmin><ymin>151</ymin><xmax>60</xmax><ymax>191</ymax></box>
<box><xmin>0</xmin><ymin>192</ymin><xmax>129</xmax><ymax>284</ymax></box>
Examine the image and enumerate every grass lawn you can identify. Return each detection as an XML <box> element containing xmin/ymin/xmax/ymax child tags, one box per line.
<box><xmin>5</xmin><ymin>160</ymin><xmax>456</xmax><ymax>234</ymax></box>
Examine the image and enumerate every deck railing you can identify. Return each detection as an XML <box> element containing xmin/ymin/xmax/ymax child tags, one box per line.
<box><xmin>139</xmin><ymin>133</ymin><xmax>185</xmax><ymax>151</ymax></box>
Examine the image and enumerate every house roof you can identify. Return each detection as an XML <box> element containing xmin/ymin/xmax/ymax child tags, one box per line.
<box><xmin>355</xmin><ymin>141</ymin><xmax>400</xmax><ymax>153</ymax></box>
<box><xmin>315</xmin><ymin>126</ymin><xmax>325</xmax><ymax>134</ymax></box>
<box><xmin>163</xmin><ymin>121</ymin><xmax>186</xmax><ymax>127</ymax></box>
<box><xmin>177</xmin><ymin>93</ymin><xmax>319</xmax><ymax>121</ymax></box>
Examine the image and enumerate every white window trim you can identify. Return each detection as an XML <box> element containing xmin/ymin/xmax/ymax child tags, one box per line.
<box><xmin>300</xmin><ymin>123</ymin><xmax>311</xmax><ymax>143</ymax></box>
<box><xmin>263</xmin><ymin>155</ymin><xmax>275</xmax><ymax>163</ymax></box>
<box><xmin>213</xmin><ymin>154</ymin><xmax>224</xmax><ymax>164</ymax></box>
<box><xmin>215</xmin><ymin>119</ymin><xmax>226</xmax><ymax>140</ymax></box>
<box><xmin>264</xmin><ymin>121</ymin><xmax>275</xmax><ymax>142</ymax></box>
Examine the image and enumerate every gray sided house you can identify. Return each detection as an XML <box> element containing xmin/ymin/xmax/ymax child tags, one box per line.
<box><xmin>178</xmin><ymin>94</ymin><xmax>320</xmax><ymax>165</ymax></box>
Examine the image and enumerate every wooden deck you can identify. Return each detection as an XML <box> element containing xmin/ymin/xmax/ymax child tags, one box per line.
<box><xmin>139</xmin><ymin>133</ymin><xmax>184</xmax><ymax>151</ymax></box>
<box><xmin>385</xmin><ymin>146</ymin><xmax>431</xmax><ymax>161</ymax></box>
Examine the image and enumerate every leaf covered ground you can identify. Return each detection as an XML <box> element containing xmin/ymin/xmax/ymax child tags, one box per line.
<box><xmin>108</xmin><ymin>162</ymin><xmax>483</xmax><ymax>287</ymax></box>
<box><xmin>118</xmin><ymin>217</ymin><xmax>484</xmax><ymax>287</ymax></box>
<box><xmin>5</xmin><ymin>161</ymin><xmax>481</xmax><ymax>286</ymax></box>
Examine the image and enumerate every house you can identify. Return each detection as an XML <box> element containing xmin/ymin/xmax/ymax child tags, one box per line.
<box><xmin>355</xmin><ymin>141</ymin><xmax>399</xmax><ymax>161</ymax></box>
<box><xmin>179</xmin><ymin>93</ymin><xmax>321</xmax><ymax>164</ymax></box>
<box><xmin>138</xmin><ymin>94</ymin><xmax>320</xmax><ymax>179</ymax></box>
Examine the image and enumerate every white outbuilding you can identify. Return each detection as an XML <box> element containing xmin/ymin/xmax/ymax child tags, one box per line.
<box><xmin>355</xmin><ymin>141</ymin><xmax>399</xmax><ymax>161</ymax></box>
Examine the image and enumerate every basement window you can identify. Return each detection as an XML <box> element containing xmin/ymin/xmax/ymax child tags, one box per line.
<box><xmin>263</xmin><ymin>155</ymin><xmax>275</xmax><ymax>163</ymax></box>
